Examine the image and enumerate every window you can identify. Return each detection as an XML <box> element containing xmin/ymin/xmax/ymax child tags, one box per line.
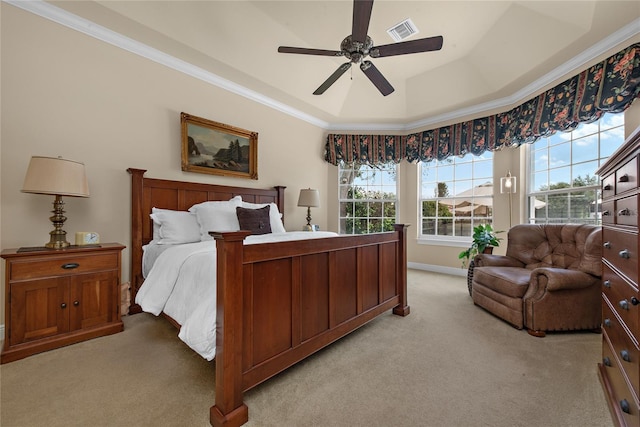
<box><xmin>419</xmin><ymin>152</ymin><xmax>494</xmax><ymax>238</ymax></box>
<box><xmin>528</xmin><ymin>113</ymin><xmax>625</xmax><ymax>224</ymax></box>
<box><xmin>338</xmin><ymin>163</ymin><xmax>398</xmax><ymax>234</ymax></box>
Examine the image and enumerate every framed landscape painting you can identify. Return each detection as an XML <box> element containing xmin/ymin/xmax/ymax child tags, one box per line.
<box><xmin>181</xmin><ymin>112</ymin><xmax>258</xmax><ymax>179</ymax></box>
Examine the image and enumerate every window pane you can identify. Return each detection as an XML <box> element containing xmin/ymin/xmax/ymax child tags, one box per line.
<box><xmin>549</xmin><ymin>167</ymin><xmax>571</xmax><ymax>188</ymax></box>
<box><xmin>528</xmin><ymin>112</ymin><xmax>623</xmax><ymax>224</ymax></box>
<box><xmin>572</xmin><ymin>135</ymin><xmax>598</xmax><ymax>164</ymax></box>
<box><xmin>339</xmin><ymin>163</ymin><xmax>398</xmax><ymax>235</ymax></box>
<box><xmin>419</xmin><ymin>153</ymin><xmax>493</xmax><ymax>238</ymax></box>
<box><xmin>549</xmin><ymin>142</ymin><xmax>570</xmax><ymax>168</ymax></box>
<box><xmin>532</xmin><ymin>171</ymin><xmax>548</xmax><ymax>192</ymax></box>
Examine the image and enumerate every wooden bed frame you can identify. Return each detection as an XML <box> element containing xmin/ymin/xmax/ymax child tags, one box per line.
<box><xmin>128</xmin><ymin>168</ymin><xmax>409</xmax><ymax>426</ymax></box>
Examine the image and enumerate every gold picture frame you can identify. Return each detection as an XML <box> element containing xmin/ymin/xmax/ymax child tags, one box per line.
<box><xmin>181</xmin><ymin>112</ymin><xmax>258</xmax><ymax>179</ymax></box>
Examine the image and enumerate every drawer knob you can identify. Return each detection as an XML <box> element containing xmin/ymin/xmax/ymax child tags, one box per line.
<box><xmin>619</xmin><ymin>249</ymin><xmax>630</xmax><ymax>259</ymax></box>
<box><xmin>61</xmin><ymin>263</ymin><xmax>80</xmax><ymax>270</ymax></box>
<box><xmin>620</xmin><ymin>299</ymin><xmax>630</xmax><ymax>310</ymax></box>
<box><xmin>73</xmin><ymin>301</ymin><xmax>80</xmax><ymax>306</ymax></box>
<box><xmin>618</xmin><ymin>208</ymin><xmax>630</xmax><ymax>216</ymax></box>
<box><xmin>60</xmin><ymin>303</ymin><xmax>67</xmax><ymax>309</ymax></box>
<box><xmin>602</xmin><ymin>210</ymin><xmax>611</xmax><ymax>216</ymax></box>
<box><xmin>604</xmin><ymin>241</ymin><xmax>611</xmax><ymax>249</ymax></box>
<box><xmin>620</xmin><ymin>399</ymin><xmax>631</xmax><ymax>414</ymax></box>
<box><xmin>604</xmin><ymin>184</ymin><xmax>612</xmax><ymax>190</ymax></box>
<box><xmin>604</xmin><ymin>318</ymin><xmax>612</xmax><ymax>327</ymax></box>
<box><xmin>604</xmin><ymin>280</ymin><xmax>611</xmax><ymax>288</ymax></box>
<box><xmin>619</xmin><ymin>174</ymin><xmax>630</xmax><ymax>183</ymax></box>
<box><xmin>621</xmin><ymin>349</ymin><xmax>631</xmax><ymax>362</ymax></box>
<box><xmin>632</xmin><ymin>297</ymin><xmax>639</xmax><ymax>306</ymax></box>
<box><xmin>603</xmin><ymin>356</ymin><xmax>612</xmax><ymax>366</ymax></box>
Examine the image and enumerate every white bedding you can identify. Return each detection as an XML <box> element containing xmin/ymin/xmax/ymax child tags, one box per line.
<box><xmin>136</xmin><ymin>231</ymin><xmax>339</xmax><ymax>360</ymax></box>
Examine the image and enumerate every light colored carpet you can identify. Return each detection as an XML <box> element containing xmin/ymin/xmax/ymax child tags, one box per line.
<box><xmin>0</xmin><ymin>270</ymin><xmax>613</xmax><ymax>427</ymax></box>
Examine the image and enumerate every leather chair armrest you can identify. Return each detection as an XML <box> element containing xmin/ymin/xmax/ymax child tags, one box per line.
<box><xmin>474</xmin><ymin>254</ymin><xmax>524</xmax><ymax>268</ymax></box>
<box><xmin>530</xmin><ymin>267</ymin><xmax>599</xmax><ymax>292</ymax></box>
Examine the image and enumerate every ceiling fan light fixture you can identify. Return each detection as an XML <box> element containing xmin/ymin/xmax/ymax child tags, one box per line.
<box><xmin>387</xmin><ymin>18</ymin><xmax>419</xmax><ymax>42</ymax></box>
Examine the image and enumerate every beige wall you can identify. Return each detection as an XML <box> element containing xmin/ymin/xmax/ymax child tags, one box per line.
<box><xmin>1</xmin><ymin>5</ymin><xmax>330</xmax><ymax>314</ymax></box>
<box><xmin>2</xmin><ymin>4</ymin><xmax>640</xmax><ymax>330</ymax></box>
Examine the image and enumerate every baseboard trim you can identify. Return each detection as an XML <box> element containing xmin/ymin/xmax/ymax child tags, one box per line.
<box><xmin>408</xmin><ymin>262</ymin><xmax>467</xmax><ymax>277</ymax></box>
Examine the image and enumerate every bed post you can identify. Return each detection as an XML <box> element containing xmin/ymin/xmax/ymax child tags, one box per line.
<box><xmin>210</xmin><ymin>230</ymin><xmax>252</xmax><ymax>427</ymax></box>
<box><xmin>274</xmin><ymin>185</ymin><xmax>286</xmax><ymax>225</ymax></box>
<box><xmin>392</xmin><ymin>224</ymin><xmax>410</xmax><ymax>317</ymax></box>
<box><xmin>127</xmin><ymin>168</ymin><xmax>147</xmax><ymax>315</ymax></box>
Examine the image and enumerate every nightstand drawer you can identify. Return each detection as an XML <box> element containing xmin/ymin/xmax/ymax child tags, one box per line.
<box><xmin>603</xmin><ymin>298</ymin><xmax>639</xmax><ymax>397</ymax></box>
<box><xmin>8</xmin><ymin>253</ymin><xmax>120</xmax><ymax>281</ymax></box>
<box><xmin>603</xmin><ymin>263</ymin><xmax>639</xmax><ymax>333</ymax></box>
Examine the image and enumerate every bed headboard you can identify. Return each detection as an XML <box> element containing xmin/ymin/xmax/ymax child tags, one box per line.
<box><xmin>127</xmin><ymin>168</ymin><xmax>285</xmax><ymax>313</ymax></box>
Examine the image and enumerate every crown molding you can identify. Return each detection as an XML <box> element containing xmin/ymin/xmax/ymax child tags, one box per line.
<box><xmin>5</xmin><ymin>0</ymin><xmax>639</xmax><ymax>134</ymax></box>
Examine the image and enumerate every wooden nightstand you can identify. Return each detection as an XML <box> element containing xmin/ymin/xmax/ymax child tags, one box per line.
<box><xmin>1</xmin><ymin>243</ymin><xmax>125</xmax><ymax>363</ymax></box>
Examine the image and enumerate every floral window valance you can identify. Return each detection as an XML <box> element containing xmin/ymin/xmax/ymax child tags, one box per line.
<box><xmin>325</xmin><ymin>42</ymin><xmax>640</xmax><ymax>165</ymax></box>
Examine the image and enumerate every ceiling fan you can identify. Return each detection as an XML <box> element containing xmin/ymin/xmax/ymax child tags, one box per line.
<box><xmin>277</xmin><ymin>0</ymin><xmax>443</xmax><ymax>96</ymax></box>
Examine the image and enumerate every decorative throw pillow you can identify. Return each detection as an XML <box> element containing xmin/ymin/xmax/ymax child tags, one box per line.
<box><xmin>150</xmin><ymin>208</ymin><xmax>201</xmax><ymax>244</ymax></box>
<box><xmin>236</xmin><ymin>205</ymin><xmax>272</xmax><ymax>235</ymax></box>
<box><xmin>240</xmin><ymin>200</ymin><xmax>286</xmax><ymax>233</ymax></box>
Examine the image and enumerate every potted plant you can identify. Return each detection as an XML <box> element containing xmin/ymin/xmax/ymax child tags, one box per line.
<box><xmin>458</xmin><ymin>224</ymin><xmax>503</xmax><ymax>268</ymax></box>
<box><xmin>460</xmin><ymin>224</ymin><xmax>503</xmax><ymax>296</ymax></box>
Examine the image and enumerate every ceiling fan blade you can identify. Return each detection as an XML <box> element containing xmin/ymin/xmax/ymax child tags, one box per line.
<box><xmin>352</xmin><ymin>0</ymin><xmax>374</xmax><ymax>44</ymax></box>
<box><xmin>371</xmin><ymin>35</ymin><xmax>444</xmax><ymax>58</ymax></box>
<box><xmin>360</xmin><ymin>61</ymin><xmax>394</xmax><ymax>96</ymax></box>
<box><xmin>278</xmin><ymin>46</ymin><xmax>343</xmax><ymax>57</ymax></box>
<box><xmin>314</xmin><ymin>63</ymin><xmax>352</xmax><ymax>95</ymax></box>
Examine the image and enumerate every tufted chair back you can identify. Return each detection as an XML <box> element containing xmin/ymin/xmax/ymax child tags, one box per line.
<box><xmin>505</xmin><ymin>224</ymin><xmax>602</xmax><ymax>277</ymax></box>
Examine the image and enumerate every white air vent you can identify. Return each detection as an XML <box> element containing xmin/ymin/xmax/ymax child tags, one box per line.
<box><xmin>386</xmin><ymin>18</ymin><xmax>419</xmax><ymax>42</ymax></box>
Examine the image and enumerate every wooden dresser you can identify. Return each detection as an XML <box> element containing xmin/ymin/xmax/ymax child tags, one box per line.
<box><xmin>1</xmin><ymin>243</ymin><xmax>125</xmax><ymax>363</ymax></box>
<box><xmin>597</xmin><ymin>125</ymin><xmax>640</xmax><ymax>427</ymax></box>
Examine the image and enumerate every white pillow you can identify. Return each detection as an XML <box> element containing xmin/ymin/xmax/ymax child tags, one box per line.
<box><xmin>150</xmin><ymin>208</ymin><xmax>201</xmax><ymax>244</ymax></box>
<box><xmin>189</xmin><ymin>196</ymin><xmax>243</xmax><ymax>240</ymax></box>
<box><xmin>241</xmin><ymin>200</ymin><xmax>286</xmax><ymax>233</ymax></box>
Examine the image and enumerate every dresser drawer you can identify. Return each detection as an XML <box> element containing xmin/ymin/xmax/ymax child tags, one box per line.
<box><xmin>8</xmin><ymin>253</ymin><xmax>120</xmax><ymax>281</ymax></box>
<box><xmin>603</xmin><ymin>263</ymin><xmax>639</xmax><ymax>334</ymax></box>
<box><xmin>616</xmin><ymin>157</ymin><xmax>638</xmax><ymax>194</ymax></box>
<box><xmin>603</xmin><ymin>228</ymin><xmax>638</xmax><ymax>283</ymax></box>
<box><xmin>602</xmin><ymin>200</ymin><xmax>615</xmax><ymax>224</ymax></box>
<box><xmin>603</xmin><ymin>298</ymin><xmax>639</xmax><ymax>397</ymax></box>
<box><xmin>602</xmin><ymin>334</ymin><xmax>640</xmax><ymax>426</ymax></box>
<box><xmin>603</xmin><ymin>174</ymin><xmax>615</xmax><ymax>199</ymax></box>
<box><xmin>617</xmin><ymin>195</ymin><xmax>639</xmax><ymax>227</ymax></box>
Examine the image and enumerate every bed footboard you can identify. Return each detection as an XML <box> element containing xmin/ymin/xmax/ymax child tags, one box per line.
<box><xmin>210</xmin><ymin>225</ymin><xmax>409</xmax><ymax>427</ymax></box>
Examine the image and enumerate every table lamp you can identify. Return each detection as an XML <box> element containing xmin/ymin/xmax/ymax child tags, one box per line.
<box><xmin>297</xmin><ymin>188</ymin><xmax>320</xmax><ymax>231</ymax></box>
<box><xmin>22</xmin><ymin>156</ymin><xmax>90</xmax><ymax>249</ymax></box>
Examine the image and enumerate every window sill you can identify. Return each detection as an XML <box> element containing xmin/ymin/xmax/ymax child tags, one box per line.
<box><xmin>416</xmin><ymin>236</ymin><xmax>471</xmax><ymax>248</ymax></box>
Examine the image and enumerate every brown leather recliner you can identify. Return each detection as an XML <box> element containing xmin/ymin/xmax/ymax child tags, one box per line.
<box><xmin>471</xmin><ymin>224</ymin><xmax>602</xmax><ymax>337</ymax></box>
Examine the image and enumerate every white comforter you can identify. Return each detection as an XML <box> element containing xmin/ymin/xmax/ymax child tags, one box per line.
<box><xmin>136</xmin><ymin>231</ymin><xmax>338</xmax><ymax>360</ymax></box>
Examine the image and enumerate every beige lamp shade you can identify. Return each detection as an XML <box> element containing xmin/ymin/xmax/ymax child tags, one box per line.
<box><xmin>297</xmin><ymin>189</ymin><xmax>320</xmax><ymax>208</ymax></box>
<box><xmin>22</xmin><ymin>156</ymin><xmax>90</xmax><ymax>197</ymax></box>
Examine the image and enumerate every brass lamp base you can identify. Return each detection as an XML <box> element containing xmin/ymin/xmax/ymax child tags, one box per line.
<box><xmin>45</xmin><ymin>195</ymin><xmax>71</xmax><ymax>249</ymax></box>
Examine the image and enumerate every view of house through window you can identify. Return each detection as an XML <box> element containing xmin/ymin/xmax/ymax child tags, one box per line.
<box><xmin>338</xmin><ymin>163</ymin><xmax>398</xmax><ymax>234</ymax></box>
<box><xmin>528</xmin><ymin>112</ymin><xmax>625</xmax><ymax>224</ymax></box>
<box><xmin>419</xmin><ymin>152</ymin><xmax>494</xmax><ymax>238</ymax></box>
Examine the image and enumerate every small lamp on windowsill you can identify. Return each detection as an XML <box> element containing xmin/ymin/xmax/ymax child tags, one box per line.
<box><xmin>297</xmin><ymin>188</ymin><xmax>320</xmax><ymax>231</ymax></box>
<box><xmin>500</xmin><ymin>170</ymin><xmax>517</xmax><ymax>228</ymax></box>
<box><xmin>22</xmin><ymin>156</ymin><xmax>90</xmax><ymax>249</ymax></box>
